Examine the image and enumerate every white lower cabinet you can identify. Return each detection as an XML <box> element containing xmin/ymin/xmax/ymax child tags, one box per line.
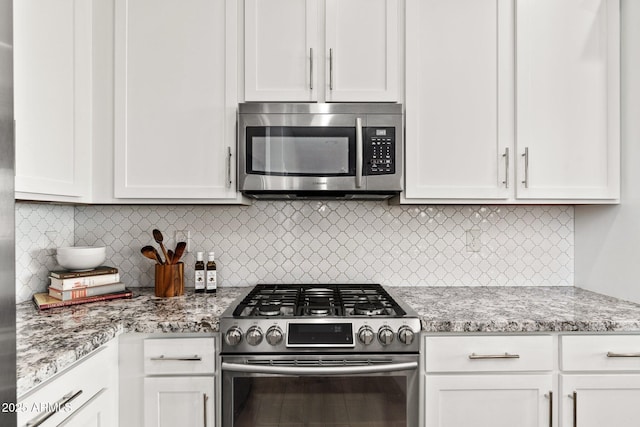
<box><xmin>119</xmin><ymin>334</ymin><xmax>217</xmax><ymax>427</ymax></box>
<box><xmin>559</xmin><ymin>335</ymin><xmax>640</xmax><ymax>427</ymax></box>
<box><xmin>144</xmin><ymin>377</ymin><xmax>215</xmax><ymax>427</ymax></box>
<box><xmin>426</xmin><ymin>374</ymin><xmax>553</xmax><ymax>427</ymax></box>
<box><xmin>17</xmin><ymin>340</ymin><xmax>118</xmax><ymax>427</ymax></box>
<box><xmin>142</xmin><ymin>337</ymin><xmax>216</xmax><ymax>427</ymax></box>
<box><xmin>424</xmin><ymin>335</ymin><xmax>554</xmax><ymax>427</ymax></box>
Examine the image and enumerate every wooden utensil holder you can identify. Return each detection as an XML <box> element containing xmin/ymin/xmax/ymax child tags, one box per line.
<box><xmin>154</xmin><ymin>262</ymin><xmax>184</xmax><ymax>297</ymax></box>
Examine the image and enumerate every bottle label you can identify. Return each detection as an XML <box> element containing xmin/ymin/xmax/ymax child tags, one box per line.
<box><xmin>206</xmin><ymin>270</ymin><xmax>217</xmax><ymax>291</ymax></box>
<box><xmin>195</xmin><ymin>271</ymin><xmax>205</xmax><ymax>290</ymax></box>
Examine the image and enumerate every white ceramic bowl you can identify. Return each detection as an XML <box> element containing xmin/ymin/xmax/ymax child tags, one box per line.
<box><xmin>56</xmin><ymin>246</ymin><xmax>107</xmax><ymax>271</ymax></box>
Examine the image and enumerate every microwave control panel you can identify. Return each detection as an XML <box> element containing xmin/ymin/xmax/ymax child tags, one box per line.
<box><xmin>364</xmin><ymin>127</ymin><xmax>396</xmax><ymax>175</ymax></box>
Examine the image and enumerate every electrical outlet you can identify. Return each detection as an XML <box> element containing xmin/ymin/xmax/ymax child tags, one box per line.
<box><xmin>466</xmin><ymin>229</ymin><xmax>482</xmax><ymax>253</ymax></box>
<box><xmin>175</xmin><ymin>230</ymin><xmax>191</xmax><ymax>253</ymax></box>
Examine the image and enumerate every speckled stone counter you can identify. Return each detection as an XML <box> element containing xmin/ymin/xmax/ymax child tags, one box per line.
<box><xmin>16</xmin><ymin>286</ymin><xmax>640</xmax><ymax>396</ymax></box>
<box><xmin>391</xmin><ymin>286</ymin><xmax>640</xmax><ymax>333</ymax></box>
<box><xmin>16</xmin><ymin>287</ymin><xmax>245</xmax><ymax>396</ymax></box>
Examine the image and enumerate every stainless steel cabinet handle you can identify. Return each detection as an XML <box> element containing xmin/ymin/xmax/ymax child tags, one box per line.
<box><xmin>329</xmin><ymin>48</ymin><xmax>334</xmax><ymax>90</ymax></box>
<box><xmin>203</xmin><ymin>393</ymin><xmax>208</xmax><ymax>427</ymax></box>
<box><xmin>502</xmin><ymin>147</ymin><xmax>509</xmax><ymax>188</ymax></box>
<box><xmin>355</xmin><ymin>117</ymin><xmax>363</xmax><ymax>188</ymax></box>
<box><xmin>309</xmin><ymin>48</ymin><xmax>313</xmax><ymax>90</ymax></box>
<box><xmin>25</xmin><ymin>389</ymin><xmax>83</xmax><ymax>427</ymax></box>
<box><xmin>226</xmin><ymin>146</ymin><xmax>232</xmax><ymax>188</ymax></box>
<box><xmin>570</xmin><ymin>391</ymin><xmax>577</xmax><ymax>427</ymax></box>
<box><xmin>57</xmin><ymin>388</ymin><xmax>107</xmax><ymax>426</ymax></box>
<box><xmin>607</xmin><ymin>351</ymin><xmax>640</xmax><ymax>357</ymax></box>
<box><xmin>149</xmin><ymin>355</ymin><xmax>202</xmax><ymax>361</ymax></box>
<box><xmin>545</xmin><ymin>391</ymin><xmax>553</xmax><ymax>427</ymax></box>
<box><xmin>521</xmin><ymin>147</ymin><xmax>529</xmax><ymax>188</ymax></box>
<box><xmin>468</xmin><ymin>352</ymin><xmax>520</xmax><ymax>359</ymax></box>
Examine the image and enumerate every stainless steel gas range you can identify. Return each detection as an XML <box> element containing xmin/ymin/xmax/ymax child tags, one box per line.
<box><xmin>220</xmin><ymin>284</ymin><xmax>420</xmax><ymax>427</ymax></box>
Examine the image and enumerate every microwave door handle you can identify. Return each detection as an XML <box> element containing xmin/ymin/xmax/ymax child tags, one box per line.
<box><xmin>356</xmin><ymin>117</ymin><xmax>363</xmax><ymax>188</ymax></box>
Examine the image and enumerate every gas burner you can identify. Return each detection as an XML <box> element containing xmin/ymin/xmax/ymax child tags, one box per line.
<box><xmin>308</xmin><ymin>308</ymin><xmax>330</xmax><ymax>316</ymax></box>
<box><xmin>354</xmin><ymin>302</ymin><xmax>385</xmax><ymax>316</ymax></box>
<box><xmin>257</xmin><ymin>304</ymin><xmax>282</xmax><ymax>316</ymax></box>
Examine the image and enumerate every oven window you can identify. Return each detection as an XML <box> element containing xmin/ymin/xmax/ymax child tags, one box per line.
<box><xmin>232</xmin><ymin>376</ymin><xmax>407</xmax><ymax>427</ymax></box>
<box><xmin>247</xmin><ymin>126</ymin><xmax>356</xmax><ymax>176</ymax></box>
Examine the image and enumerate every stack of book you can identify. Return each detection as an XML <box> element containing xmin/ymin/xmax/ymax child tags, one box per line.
<box><xmin>33</xmin><ymin>266</ymin><xmax>132</xmax><ymax>310</ymax></box>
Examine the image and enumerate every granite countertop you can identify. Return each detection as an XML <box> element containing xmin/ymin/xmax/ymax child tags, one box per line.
<box><xmin>16</xmin><ymin>286</ymin><xmax>640</xmax><ymax>396</ymax></box>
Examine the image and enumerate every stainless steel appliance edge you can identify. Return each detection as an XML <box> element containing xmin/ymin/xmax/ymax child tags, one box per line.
<box><xmin>0</xmin><ymin>0</ymin><xmax>16</xmax><ymax>424</ymax></box>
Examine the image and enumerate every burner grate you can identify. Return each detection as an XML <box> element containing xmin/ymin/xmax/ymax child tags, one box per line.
<box><xmin>232</xmin><ymin>284</ymin><xmax>406</xmax><ymax>318</ymax></box>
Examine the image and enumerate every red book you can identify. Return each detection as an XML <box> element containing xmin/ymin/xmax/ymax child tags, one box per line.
<box><xmin>32</xmin><ymin>290</ymin><xmax>133</xmax><ymax>310</ymax></box>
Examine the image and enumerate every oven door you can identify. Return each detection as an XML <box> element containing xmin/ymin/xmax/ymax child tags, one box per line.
<box><xmin>222</xmin><ymin>354</ymin><xmax>419</xmax><ymax>427</ymax></box>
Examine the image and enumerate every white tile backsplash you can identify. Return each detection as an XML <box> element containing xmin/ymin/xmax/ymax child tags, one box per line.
<box><xmin>15</xmin><ymin>202</ymin><xmax>575</xmax><ymax>303</ymax></box>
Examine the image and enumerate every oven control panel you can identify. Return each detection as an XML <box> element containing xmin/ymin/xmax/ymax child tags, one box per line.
<box><xmin>364</xmin><ymin>127</ymin><xmax>396</xmax><ymax>175</ymax></box>
<box><xmin>222</xmin><ymin>319</ymin><xmax>421</xmax><ymax>354</ymax></box>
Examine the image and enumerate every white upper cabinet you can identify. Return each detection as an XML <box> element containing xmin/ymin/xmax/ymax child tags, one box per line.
<box><xmin>14</xmin><ymin>0</ymin><xmax>92</xmax><ymax>202</ymax></box>
<box><xmin>403</xmin><ymin>0</ymin><xmax>620</xmax><ymax>204</ymax></box>
<box><xmin>405</xmin><ymin>0</ymin><xmax>511</xmax><ymax>200</ymax></box>
<box><xmin>244</xmin><ymin>0</ymin><xmax>399</xmax><ymax>102</ymax></box>
<box><xmin>516</xmin><ymin>0</ymin><xmax>620</xmax><ymax>201</ymax></box>
<box><xmin>324</xmin><ymin>0</ymin><xmax>398</xmax><ymax>102</ymax></box>
<box><xmin>114</xmin><ymin>0</ymin><xmax>241</xmax><ymax>201</ymax></box>
<box><xmin>244</xmin><ymin>0</ymin><xmax>318</xmax><ymax>102</ymax></box>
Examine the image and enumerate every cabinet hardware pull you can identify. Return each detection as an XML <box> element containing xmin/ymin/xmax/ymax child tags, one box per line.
<box><xmin>226</xmin><ymin>146</ymin><xmax>232</xmax><ymax>188</ymax></box>
<box><xmin>355</xmin><ymin>117</ymin><xmax>363</xmax><ymax>188</ymax></box>
<box><xmin>607</xmin><ymin>351</ymin><xmax>640</xmax><ymax>357</ymax></box>
<box><xmin>203</xmin><ymin>393</ymin><xmax>208</xmax><ymax>426</ymax></box>
<box><xmin>468</xmin><ymin>352</ymin><xmax>520</xmax><ymax>359</ymax></box>
<box><xmin>502</xmin><ymin>147</ymin><xmax>509</xmax><ymax>188</ymax></box>
<box><xmin>545</xmin><ymin>391</ymin><xmax>553</xmax><ymax>427</ymax></box>
<box><xmin>25</xmin><ymin>389</ymin><xmax>83</xmax><ymax>427</ymax></box>
<box><xmin>521</xmin><ymin>147</ymin><xmax>529</xmax><ymax>188</ymax></box>
<box><xmin>150</xmin><ymin>355</ymin><xmax>202</xmax><ymax>361</ymax></box>
<box><xmin>309</xmin><ymin>48</ymin><xmax>313</xmax><ymax>90</ymax></box>
<box><xmin>329</xmin><ymin>48</ymin><xmax>334</xmax><ymax>90</ymax></box>
<box><xmin>570</xmin><ymin>391</ymin><xmax>577</xmax><ymax>427</ymax></box>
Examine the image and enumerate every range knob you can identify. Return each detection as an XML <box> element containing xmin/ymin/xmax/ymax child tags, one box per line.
<box><xmin>225</xmin><ymin>326</ymin><xmax>243</xmax><ymax>346</ymax></box>
<box><xmin>398</xmin><ymin>326</ymin><xmax>415</xmax><ymax>345</ymax></box>
<box><xmin>245</xmin><ymin>326</ymin><xmax>264</xmax><ymax>346</ymax></box>
<box><xmin>378</xmin><ymin>326</ymin><xmax>394</xmax><ymax>346</ymax></box>
<box><xmin>266</xmin><ymin>326</ymin><xmax>283</xmax><ymax>346</ymax></box>
<box><xmin>357</xmin><ymin>326</ymin><xmax>375</xmax><ymax>345</ymax></box>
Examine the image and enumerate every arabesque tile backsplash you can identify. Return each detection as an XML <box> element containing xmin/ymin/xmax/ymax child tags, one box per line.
<box><xmin>15</xmin><ymin>202</ymin><xmax>574</xmax><ymax>304</ymax></box>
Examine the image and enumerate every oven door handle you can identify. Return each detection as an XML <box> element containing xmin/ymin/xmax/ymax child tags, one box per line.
<box><xmin>221</xmin><ymin>361</ymin><xmax>418</xmax><ymax>376</ymax></box>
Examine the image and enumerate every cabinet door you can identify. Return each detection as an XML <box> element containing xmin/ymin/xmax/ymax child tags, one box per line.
<box><xmin>114</xmin><ymin>0</ymin><xmax>238</xmax><ymax>199</ymax></box>
<box><xmin>425</xmin><ymin>374</ymin><xmax>553</xmax><ymax>427</ymax></box>
<box><xmin>560</xmin><ymin>375</ymin><xmax>640</xmax><ymax>427</ymax></box>
<box><xmin>244</xmin><ymin>0</ymin><xmax>318</xmax><ymax>101</ymax></box>
<box><xmin>516</xmin><ymin>0</ymin><xmax>620</xmax><ymax>200</ymax></box>
<box><xmin>13</xmin><ymin>0</ymin><xmax>91</xmax><ymax>202</ymax></box>
<box><xmin>57</xmin><ymin>388</ymin><xmax>115</xmax><ymax>427</ymax></box>
<box><xmin>144</xmin><ymin>377</ymin><xmax>214</xmax><ymax>427</ymax></box>
<box><xmin>325</xmin><ymin>0</ymin><xmax>398</xmax><ymax>102</ymax></box>
<box><xmin>405</xmin><ymin>0</ymin><xmax>513</xmax><ymax>200</ymax></box>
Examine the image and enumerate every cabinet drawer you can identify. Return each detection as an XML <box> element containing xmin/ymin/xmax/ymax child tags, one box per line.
<box><xmin>18</xmin><ymin>341</ymin><xmax>118</xmax><ymax>427</ymax></box>
<box><xmin>561</xmin><ymin>335</ymin><xmax>640</xmax><ymax>371</ymax></box>
<box><xmin>144</xmin><ymin>337</ymin><xmax>215</xmax><ymax>375</ymax></box>
<box><xmin>425</xmin><ymin>335</ymin><xmax>553</xmax><ymax>373</ymax></box>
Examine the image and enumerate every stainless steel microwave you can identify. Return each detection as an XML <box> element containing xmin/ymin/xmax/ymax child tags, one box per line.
<box><xmin>237</xmin><ymin>103</ymin><xmax>403</xmax><ymax>200</ymax></box>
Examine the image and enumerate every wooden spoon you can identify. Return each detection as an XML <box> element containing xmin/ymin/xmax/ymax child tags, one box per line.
<box><xmin>171</xmin><ymin>242</ymin><xmax>187</xmax><ymax>264</ymax></box>
<box><xmin>167</xmin><ymin>249</ymin><xmax>174</xmax><ymax>264</ymax></box>
<box><xmin>141</xmin><ymin>246</ymin><xmax>163</xmax><ymax>264</ymax></box>
<box><xmin>152</xmin><ymin>229</ymin><xmax>169</xmax><ymax>265</ymax></box>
